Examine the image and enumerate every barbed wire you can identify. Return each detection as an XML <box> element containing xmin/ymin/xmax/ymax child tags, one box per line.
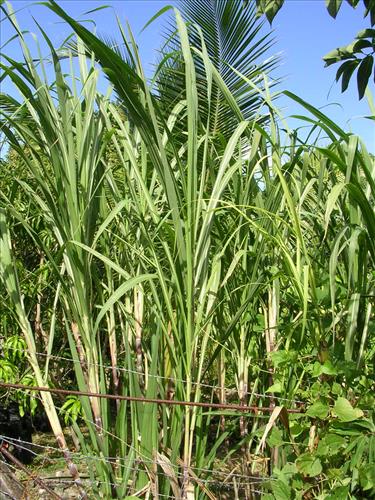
<box><xmin>0</xmin><ymin>435</ymin><xmax>272</xmax><ymax>484</ymax></box>
<box><xmin>1</xmin><ymin>382</ymin><xmax>276</xmax><ymax>497</ymax></box>
<box><xmin>0</xmin><ymin>444</ymin><xmax>62</xmax><ymax>500</ymax></box>
<box><xmin>0</xmin><ymin>434</ymin><xmax>270</xmax><ymax>500</ymax></box>
<box><xmin>1</xmin><ymin>346</ymin><xmax>307</xmax><ymax>405</ymax></box>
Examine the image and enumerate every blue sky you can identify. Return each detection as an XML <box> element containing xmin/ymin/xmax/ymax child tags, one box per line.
<box><xmin>1</xmin><ymin>0</ymin><xmax>374</xmax><ymax>151</ymax></box>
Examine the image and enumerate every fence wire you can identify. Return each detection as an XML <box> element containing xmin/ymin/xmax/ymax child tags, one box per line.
<box><xmin>0</xmin><ymin>381</ymin><xmax>305</xmax><ymax>414</ymax></box>
<box><xmin>1</xmin><ymin>345</ymin><xmax>307</xmax><ymax>404</ymax></box>
<box><xmin>0</xmin><ymin>432</ymin><xmax>271</xmax><ymax>499</ymax></box>
<box><xmin>0</xmin><ymin>435</ymin><xmax>272</xmax><ymax>484</ymax></box>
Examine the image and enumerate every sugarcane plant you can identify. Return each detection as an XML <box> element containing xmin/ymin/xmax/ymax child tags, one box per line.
<box><xmin>0</xmin><ymin>0</ymin><xmax>374</xmax><ymax>499</ymax></box>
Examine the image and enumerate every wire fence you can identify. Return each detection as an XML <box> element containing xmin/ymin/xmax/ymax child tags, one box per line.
<box><xmin>0</xmin><ymin>432</ymin><xmax>271</xmax><ymax>499</ymax></box>
<box><xmin>0</xmin><ymin>383</ymin><xmax>280</xmax><ymax>499</ymax></box>
<box><xmin>1</xmin><ymin>348</ymin><xmax>371</xmax><ymax>498</ymax></box>
<box><xmin>0</xmin><ymin>380</ymin><xmax>295</xmax><ymax>498</ymax></box>
<box><xmin>1</xmin><ymin>345</ymin><xmax>307</xmax><ymax>405</ymax></box>
<box><xmin>0</xmin><ymin>435</ymin><xmax>272</xmax><ymax>484</ymax></box>
<box><xmin>0</xmin><ymin>381</ymin><xmax>305</xmax><ymax>413</ymax></box>
<box><xmin>0</xmin><ymin>378</ymin><xmax>278</xmax><ymax>499</ymax></box>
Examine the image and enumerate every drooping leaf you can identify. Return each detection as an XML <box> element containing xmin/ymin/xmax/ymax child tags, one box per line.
<box><xmin>324</xmin><ymin>182</ymin><xmax>346</xmax><ymax>236</ymax></box>
<box><xmin>346</xmin><ymin>0</ymin><xmax>361</xmax><ymax>7</ymax></box>
<box><xmin>353</xmin><ymin>38</ymin><xmax>373</xmax><ymax>51</ymax></box>
<box><xmin>264</xmin><ymin>0</ymin><xmax>284</xmax><ymax>24</ymax></box>
<box><xmin>363</xmin><ymin>0</ymin><xmax>375</xmax><ymax>25</ymax></box>
<box><xmin>255</xmin><ymin>0</ymin><xmax>284</xmax><ymax>23</ymax></box>
<box><xmin>336</xmin><ymin>59</ymin><xmax>360</xmax><ymax>92</ymax></box>
<box><xmin>357</xmin><ymin>54</ymin><xmax>373</xmax><ymax>99</ymax></box>
<box><xmin>326</xmin><ymin>0</ymin><xmax>343</xmax><ymax>18</ymax></box>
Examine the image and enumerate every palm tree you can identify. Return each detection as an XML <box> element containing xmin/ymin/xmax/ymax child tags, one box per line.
<box><xmin>156</xmin><ymin>0</ymin><xmax>279</xmax><ymax>137</ymax></box>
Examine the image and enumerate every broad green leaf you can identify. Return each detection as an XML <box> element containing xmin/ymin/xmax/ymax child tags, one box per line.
<box><xmin>353</xmin><ymin>39</ymin><xmax>373</xmax><ymax>51</ymax></box>
<box><xmin>256</xmin><ymin>0</ymin><xmax>284</xmax><ymax>23</ymax></box>
<box><xmin>267</xmin><ymin>427</ymin><xmax>284</xmax><ymax>447</ymax></box>
<box><xmin>270</xmin><ymin>350</ymin><xmax>297</xmax><ymax>368</ymax></box>
<box><xmin>336</xmin><ymin>59</ymin><xmax>360</xmax><ymax>92</ymax></box>
<box><xmin>321</xmin><ymin>360</ymin><xmax>338</xmax><ymax>375</ymax></box>
<box><xmin>317</xmin><ymin>434</ymin><xmax>347</xmax><ymax>455</ymax></box>
<box><xmin>359</xmin><ymin>465</ymin><xmax>375</xmax><ymax>491</ymax></box>
<box><xmin>296</xmin><ymin>453</ymin><xmax>322</xmax><ymax>476</ymax></box>
<box><xmin>264</xmin><ymin>0</ymin><xmax>284</xmax><ymax>24</ymax></box>
<box><xmin>324</xmin><ymin>46</ymin><xmax>356</xmax><ymax>66</ymax></box>
<box><xmin>271</xmin><ymin>478</ymin><xmax>291</xmax><ymax>500</ymax></box>
<box><xmin>324</xmin><ymin>486</ymin><xmax>350</xmax><ymax>500</ymax></box>
<box><xmin>306</xmin><ymin>401</ymin><xmax>330</xmax><ymax>419</ymax></box>
<box><xmin>340</xmin><ymin>59</ymin><xmax>360</xmax><ymax>92</ymax></box>
<box><xmin>280</xmin><ymin>462</ymin><xmax>298</xmax><ymax>476</ymax></box>
<box><xmin>324</xmin><ymin>48</ymin><xmax>343</xmax><ymax>66</ymax></box>
<box><xmin>332</xmin><ymin>397</ymin><xmax>364</xmax><ymax>422</ymax></box>
<box><xmin>290</xmin><ymin>421</ymin><xmax>305</xmax><ymax>437</ymax></box>
<box><xmin>346</xmin><ymin>0</ymin><xmax>360</xmax><ymax>7</ymax></box>
<box><xmin>311</xmin><ymin>360</ymin><xmax>337</xmax><ymax>377</ymax></box>
<box><xmin>331</xmin><ymin>382</ymin><xmax>343</xmax><ymax>395</ymax></box>
<box><xmin>266</xmin><ymin>382</ymin><xmax>283</xmax><ymax>393</ymax></box>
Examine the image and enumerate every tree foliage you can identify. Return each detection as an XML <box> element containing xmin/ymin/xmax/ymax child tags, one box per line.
<box><xmin>255</xmin><ymin>0</ymin><xmax>375</xmax><ymax>99</ymax></box>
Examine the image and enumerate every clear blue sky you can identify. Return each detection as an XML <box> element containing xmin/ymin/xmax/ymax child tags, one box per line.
<box><xmin>1</xmin><ymin>0</ymin><xmax>374</xmax><ymax>151</ymax></box>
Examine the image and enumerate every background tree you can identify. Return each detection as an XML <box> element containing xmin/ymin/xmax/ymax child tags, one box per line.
<box><xmin>254</xmin><ymin>0</ymin><xmax>375</xmax><ymax>99</ymax></box>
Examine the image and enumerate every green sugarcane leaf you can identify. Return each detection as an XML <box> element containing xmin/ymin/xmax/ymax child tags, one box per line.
<box><xmin>324</xmin><ymin>182</ymin><xmax>346</xmax><ymax>237</ymax></box>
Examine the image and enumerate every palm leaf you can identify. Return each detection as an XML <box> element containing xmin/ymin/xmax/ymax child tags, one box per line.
<box><xmin>157</xmin><ymin>0</ymin><xmax>280</xmax><ymax>136</ymax></box>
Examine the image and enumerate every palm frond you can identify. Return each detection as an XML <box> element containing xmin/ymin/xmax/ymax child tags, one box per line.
<box><xmin>157</xmin><ymin>0</ymin><xmax>280</xmax><ymax>135</ymax></box>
